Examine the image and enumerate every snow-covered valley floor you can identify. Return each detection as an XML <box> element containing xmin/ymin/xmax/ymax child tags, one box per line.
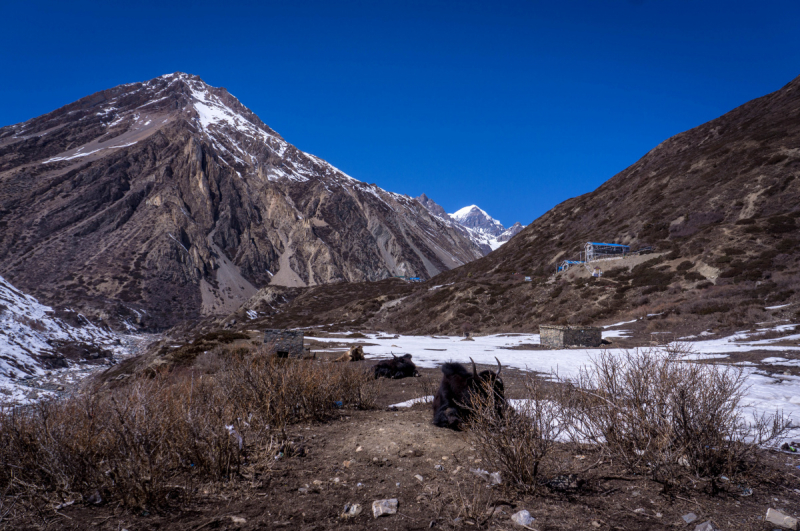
<box><xmin>312</xmin><ymin>323</ymin><xmax>800</xmax><ymax>444</ymax></box>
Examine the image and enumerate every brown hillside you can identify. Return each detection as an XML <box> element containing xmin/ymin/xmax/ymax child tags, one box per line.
<box><xmin>248</xmin><ymin>75</ymin><xmax>800</xmax><ymax>335</ymax></box>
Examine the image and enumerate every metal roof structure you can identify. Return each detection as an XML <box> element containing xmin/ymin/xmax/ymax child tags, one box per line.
<box><xmin>585</xmin><ymin>242</ymin><xmax>630</xmax><ymax>262</ymax></box>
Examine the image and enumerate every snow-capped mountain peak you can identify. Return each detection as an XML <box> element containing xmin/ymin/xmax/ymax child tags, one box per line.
<box><xmin>449</xmin><ymin>205</ymin><xmax>505</xmax><ymax>237</ymax></box>
<box><xmin>415</xmin><ymin>195</ymin><xmax>525</xmax><ymax>255</ymax></box>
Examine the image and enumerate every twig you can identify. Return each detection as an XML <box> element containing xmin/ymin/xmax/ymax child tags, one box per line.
<box><xmin>675</xmin><ymin>495</ymin><xmax>701</xmax><ymax>506</ymax></box>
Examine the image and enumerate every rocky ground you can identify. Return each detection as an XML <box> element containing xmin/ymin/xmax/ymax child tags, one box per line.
<box><xmin>6</xmin><ymin>354</ymin><xmax>800</xmax><ymax>531</ymax></box>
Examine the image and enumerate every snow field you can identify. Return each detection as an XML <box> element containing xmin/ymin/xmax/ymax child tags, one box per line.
<box><xmin>316</xmin><ymin>324</ymin><xmax>800</xmax><ymax>443</ymax></box>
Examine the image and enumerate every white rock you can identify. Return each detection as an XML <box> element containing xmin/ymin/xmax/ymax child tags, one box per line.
<box><xmin>694</xmin><ymin>521</ymin><xmax>719</xmax><ymax>531</ymax></box>
<box><xmin>682</xmin><ymin>512</ymin><xmax>698</xmax><ymax>524</ymax></box>
<box><xmin>372</xmin><ymin>498</ymin><xmax>398</xmax><ymax>518</ymax></box>
<box><xmin>766</xmin><ymin>508</ymin><xmax>799</xmax><ymax>530</ymax></box>
<box><xmin>511</xmin><ymin>510</ymin><xmax>535</xmax><ymax>527</ymax></box>
<box><xmin>469</xmin><ymin>467</ymin><xmax>502</xmax><ymax>485</ymax></box>
<box><xmin>341</xmin><ymin>503</ymin><xmax>362</xmax><ymax>519</ymax></box>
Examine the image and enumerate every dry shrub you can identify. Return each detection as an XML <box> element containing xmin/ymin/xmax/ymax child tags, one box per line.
<box><xmin>426</xmin><ymin>479</ymin><xmax>498</xmax><ymax>529</ymax></box>
<box><xmin>0</xmin><ymin>346</ymin><xmax>377</xmax><ymax>510</ymax></box>
<box><xmin>466</xmin><ymin>374</ymin><xmax>574</xmax><ymax>493</ymax></box>
<box><xmin>570</xmin><ymin>348</ymin><xmax>789</xmax><ymax>488</ymax></box>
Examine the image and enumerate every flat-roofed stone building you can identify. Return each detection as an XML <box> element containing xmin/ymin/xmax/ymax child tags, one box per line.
<box><xmin>263</xmin><ymin>329</ymin><xmax>305</xmax><ymax>358</ymax></box>
<box><xmin>539</xmin><ymin>325</ymin><xmax>602</xmax><ymax>348</ymax></box>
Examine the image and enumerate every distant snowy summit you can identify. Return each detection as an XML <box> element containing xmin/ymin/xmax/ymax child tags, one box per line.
<box><xmin>415</xmin><ymin>196</ymin><xmax>524</xmax><ymax>254</ymax></box>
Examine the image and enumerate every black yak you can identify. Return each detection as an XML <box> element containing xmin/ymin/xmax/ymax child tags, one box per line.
<box><xmin>373</xmin><ymin>353</ymin><xmax>419</xmax><ymax>379</ymax></box>
<box><xmin>432</xmin><ymin>357</ymin><xmax>505</xmax><ymax>430</ymax></box>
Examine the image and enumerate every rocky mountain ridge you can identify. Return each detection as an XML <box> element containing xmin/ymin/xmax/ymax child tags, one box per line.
<box><xmin>0</xmin><ymin>73</ymin><xmax>483</xmax><ymax>328</ymax></box>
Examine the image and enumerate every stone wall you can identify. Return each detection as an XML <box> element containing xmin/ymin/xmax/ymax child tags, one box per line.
<box><xmin>263</xmin><ymin>329</ymin><xmax>305</xmax><ymax>358</ymax></box>
<box><xmin>539</xmin><ymin>325</ymin><xmax>602</xmax><ymax>348</ymax></box>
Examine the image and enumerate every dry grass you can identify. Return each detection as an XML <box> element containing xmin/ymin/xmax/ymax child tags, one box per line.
<box><xmin>465</xmin><ymin>346</ymin><xmax>790</xmax><ymax>495</ymax></box>
<box><xmin>569</xmin><ymin>348</ymin><xmax>790</xmax><ymax>490</ymax></box>
<box><xmin>0</xmin><ymin>346</ymin><xmax>377</xmax><ymax>510</ymax></box>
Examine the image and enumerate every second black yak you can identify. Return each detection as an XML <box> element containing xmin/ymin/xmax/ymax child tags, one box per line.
<box><xmin>374</xmin><ymin>353</ymin><xmax>419</xmax><ymax>379</ymax></box>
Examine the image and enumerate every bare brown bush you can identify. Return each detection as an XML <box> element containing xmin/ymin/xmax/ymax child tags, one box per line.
<box><xmin>466</xmin><ymin>373</ymin><xmax>575</xmax><ymax>493</ymax></box>
<box><xmin>570</xmin><ymin>348</ymin><xmax>789</xmax><ymax>489</ymax></box>
<box><xmin>0</xmin><ymin>346</ymin><xmax>377</xmax><ymax>510</ymax></box>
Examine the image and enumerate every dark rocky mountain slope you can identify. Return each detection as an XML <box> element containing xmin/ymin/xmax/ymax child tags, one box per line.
<box><xmin>246</xmin><ymin>74</ymin><xmax>800</xmax><ymax>335</ymax></box>
<box><xmin>0</xmin><ymin>73</ymin><xmax>482</xmax><ymax>329</ymax></box>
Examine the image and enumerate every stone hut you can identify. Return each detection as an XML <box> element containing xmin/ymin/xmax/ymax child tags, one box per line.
<box><xmin>539</xmin><ymin>325</ymin><xmax>602</xmax><ymax>348</ymax></box>
<box><xmin>263</xmin><ymin>329</ymin><xmax>305</xmax><ymax>358</ymax></box>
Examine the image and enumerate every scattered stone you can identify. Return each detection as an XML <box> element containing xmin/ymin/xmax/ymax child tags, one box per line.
<box><xmin>682</xmin><ymin>512</ymin><xmax>698</xmax><ymax>524</ymax></box>
<box><xmin>633</xmin><ymin>508</ymin><xmax>646</xmax><ymax>514</ymax></box>
<box><xmin>591</xmin><ymin>521</ymin><xmax>601</xmax><ymax>528</ymax></box>
<box><xmin>356</xmin><ymin>446</ymin><xmax>363</xmax><ymax>452</ymax></box>
<box><xmin>510</xmin><ymin>510</ymin><xmax>535</xmax><ymax>527</ymax></box>
<box><xmin>372</xmin><ymin>498</ymin><xmax>399</xmax><ymax>518</ymax></box>
<box><xmin>86</xmin><ymin>491</ymin><xmax>103</xmax><ymax>505</ymax></box>
<box><xmin>298</xmin><ymin>487</ymin><xmax>309</xmax><ymax>494</ymax></box>
<box><xmin>694</xmin><ymin>521</ymin><xmax>719</xmax><ymax>531</ymax></box>
<box><xmin>312</xmin><ymin>480</ymin><xmax>323</xmax><ymax>486</ymax></box>
<box><xmin>766</xmin><ymin>508</ymin><xmax>799</xmax><ymax>530</ymax></box>
<box><xmin>341</xmin><ymin>503</ymin><xmax>362</xmax><ymax>519</ymax></box>
<box><xmin>229</xmin><ymin>516</ymin><xmax>247</xmax><ymax>524</ymax></box>
<box><xmin>434</xmin><ymin>464</ymin><xmax>444</xmax><ymax>471</ymax></box>
<box><xmin>414</xmin><ymin>474</ymin><xmax>424</xmax><ymax>482</ymax></box>
<box><xmin>343</xmin><ymin>460</ymin><xmax>353</xmax><ymax>468</ymax></box>
<box><xmin>469</xmin><ymin>467</ymin><xmax>502</xmax><ymax>485</ymax></box>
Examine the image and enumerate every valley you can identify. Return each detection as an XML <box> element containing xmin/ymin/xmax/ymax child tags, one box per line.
<box><xmin>1</xmin><ymin>70</ymin><xmax>800</xmax><ymax>530</ymax></box>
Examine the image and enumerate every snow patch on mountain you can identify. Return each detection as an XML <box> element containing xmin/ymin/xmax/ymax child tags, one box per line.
<box><xmin>0</xmin><ymin>275</ymin><xmax>124</xmax><ymax>405</ymax></box>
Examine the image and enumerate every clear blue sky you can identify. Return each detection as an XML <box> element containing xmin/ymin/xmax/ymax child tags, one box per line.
<box><xmin>2</xmin><ymin>1</ymin><xmax>799</xmax><ymax>227</ymax></box>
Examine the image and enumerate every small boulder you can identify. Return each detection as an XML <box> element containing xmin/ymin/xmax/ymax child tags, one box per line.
<box><xmin>766</xmin><ymin>508</ymin><xmax>799</xmax><ymax>530</ymax></box>
<box><xmin>682</xmin><ymin>512</ymin><xmax>698</xmax><ymax>524</ymax></box>
<box><xmin>372</xmin><ymin>498</ymin><xmax>398</xmax><ymax>518</ymax></box>
<box><xmin>469</xmin><ymin>467</ymin><xmax>502</xmax><ymax>485</ymax></box>
<box><xmin>510</xmin><ymin>510</ymin><xmax>535</xmax><ymax>527</ymax></box>
<box><xmin>341</xmin><ymin>503</ymin><xmax>362</xmax><ymax>519</ymax></box>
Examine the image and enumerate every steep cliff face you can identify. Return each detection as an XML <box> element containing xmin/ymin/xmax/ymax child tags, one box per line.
<box><xmin>0</xmin><ymin>73</ymin><xmax>483</xmax><ymax>328</ymax></box>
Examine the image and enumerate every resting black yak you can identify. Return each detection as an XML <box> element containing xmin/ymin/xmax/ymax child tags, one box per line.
<box><xmin>432</xmin><ymin>357</ymin><xmax>505</xmax><ymax>430</ymax></box>
<box><xmin>373</xmin><ymin>353</ymin><xmax>419</xmax><ymax>379</ymax></box>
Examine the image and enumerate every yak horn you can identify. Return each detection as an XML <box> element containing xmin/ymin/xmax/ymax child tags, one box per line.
<box><xmin>470</xmin><ymin>357</ymin><xmax>478</xmax><ymax>378</ymax></box>
<box><xmin>391</xmin><ymin>352</ymin><xmax>398</xmax><ymax>359</ymax></box>
<box><xmin>495</xmin><ymin>357</ymin><xmax>502</xmax><ymax>377</ymax></box>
